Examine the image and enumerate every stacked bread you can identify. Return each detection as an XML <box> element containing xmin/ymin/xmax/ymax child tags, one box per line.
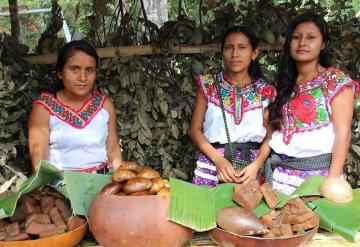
<box><xmin>100</xmin><ymin>162</ymin><xmax>170</xmax><ymax>196</ymax></box>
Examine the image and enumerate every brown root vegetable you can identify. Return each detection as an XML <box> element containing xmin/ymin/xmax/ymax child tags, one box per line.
<box><xmin>137</xmin><ymin>168</ymin><xmax>160</xmax><ymax>180</ymax></box>
<box><xmin>112</xmin><ymin>169</ymin><xmax>136</xmax><ymax>183</ymax></box>
<box><xmin>319</xmin><ymin>178</ymin><xmax>353</xmax><ymax>203</ymax></box>
<box><xmin>216</xmin><ymin>206</ymin><xmax>268</xmax><ymax>236</ymax></box>
<box><xmin>123</xmin><ymin>177</ymin><xmax>152</xmax><ymax>194</ymax></box>
<box><xmin>100</xmin><ymin>182</ymin><xmax>122</xmax><ymax>195</ymax></box>
<box><xmin>157</xmin><ymin>187</ymin><xmax>170</xmax><ymax>196</ymax></box>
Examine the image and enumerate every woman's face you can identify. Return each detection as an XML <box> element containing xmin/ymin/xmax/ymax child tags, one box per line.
<box><xmin>222</xmin><ymin>32</ymin><xmax>258</xmax><ymax>75</ymax></box>
<box><xmin>290</xmin><ymin>21</ymin><xmax>325</xmax><ymax>64</ymax></box>
<box><xmin>57</xmin><ymin>50</ymin><xmax>96</xmax><ymax>97</ymax></box>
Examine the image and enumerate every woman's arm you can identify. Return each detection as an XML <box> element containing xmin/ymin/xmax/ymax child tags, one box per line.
<box><xmin>238</xmin><ymin>108</ymin><xmax>272</xmax><ymax>183</ymax></box>
<box><xmin>329</xmin><ymin>87</ymin><xmax>354</xmax><ymax>178</ymax></box>
<box><xmin>103</xmin><ymin>98</ymin><xmax>122</xmax><ymax>170</ymax></box>
<box><xmin>28</xmin><ymin>104</ymin><xmax>51</xmax><ymax>173</ymax></box>
<box><xmin>189</xmin><ymin>93</ymin><xmax>240</xmax><ymax>183</ymax></box>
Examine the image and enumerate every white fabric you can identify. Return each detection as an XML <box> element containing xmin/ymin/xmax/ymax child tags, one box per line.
<box><xmin>48</xmin><ymin>108</ymin><xmax>109</xmax><ymax>170</ymax></box>
<box><xmin>269</xmin><ymin>123</ymin><xmax>335</xmax><ymax>158</ymax></box>
<box><xmin>203</xmin><ymin>103</ymin><xmax>266</xmax><ymax>144</ymax></box>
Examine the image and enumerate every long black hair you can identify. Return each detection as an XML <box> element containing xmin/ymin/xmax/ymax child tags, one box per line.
<box><xmin>269</xmin><ymin>12</ymin><xmax>331</xmax><ymax>130</ymax></box>
<box><xmin>221</xmin><ymin>26</ymin><xmax>262</xmax><ymax>79</ymax></box>
<box><xmin>54</xmin><ymin>40</ymin><xmax>99</xmax><ymax>92</ymax></box>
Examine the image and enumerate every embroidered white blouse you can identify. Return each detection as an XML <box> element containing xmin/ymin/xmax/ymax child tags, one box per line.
<box><xmin>269</xmin><ymin>67</ymin><xmax>359</xmax><ymax>158</ymax></box>
<box><xmin>197</xmin><ymin>72</ymin><xmax>276</xmax><ymax>144</ymax></box>
<box><xmin>34</xmin><ymin>91</ymin><xmax>109</xmax><ymax>170</ymax></box>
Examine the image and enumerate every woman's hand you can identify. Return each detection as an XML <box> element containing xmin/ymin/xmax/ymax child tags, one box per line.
<box><xmin>214</xmin><ymin>156</ymin><xmax>241</xmax><ymax>183</ymax></box>
<box><xmin>237</xmin><ymin>161</ymin><xmax>261</xmax><ymax>183</ymax></box>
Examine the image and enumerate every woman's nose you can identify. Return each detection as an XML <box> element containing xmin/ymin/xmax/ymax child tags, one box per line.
<box><xmin>79</xmin><ymin>70</ymin><xmax>86</xmax><ymax>81</ymax></box>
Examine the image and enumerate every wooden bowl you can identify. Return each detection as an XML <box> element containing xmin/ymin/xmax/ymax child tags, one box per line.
<box><xmin>89</xmin><ymin>194</ymin><xmax>193</xmax><ymax>247</ymax></box>
<box><xmin>0</xmin><ymin>221</ymin><xmax>88</xmax><ymax>247</ymax></box>
<box><xmin>209</xmin><ymin>224</ymin><xmax>319</xmax><ymax>247</ymax></box>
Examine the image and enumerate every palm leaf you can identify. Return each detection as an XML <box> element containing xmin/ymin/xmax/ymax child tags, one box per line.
<box><xmin>63</xmin><ymin>171</ymin><xmax>111</xmax><ymax>216</ymax></box>
<box><xmin>0</xmin><ymin>160</ymin><xmax>62</xmax><ymax>219</ymax></box>
<box><xmin>308</xmin><ymin>188</ymin><xmax>360</xmax><ymax>242</ymax></box>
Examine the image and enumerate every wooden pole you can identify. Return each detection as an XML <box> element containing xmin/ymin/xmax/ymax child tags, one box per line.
<box><xmin>8</xmin><ymin>0</ymin><xmax>20</xmax><ymax>42</ymax></box>
<box><xmin>22</xmin><ymin>43</ymin><xmax>282</xmax><ymax>64</ymax></box>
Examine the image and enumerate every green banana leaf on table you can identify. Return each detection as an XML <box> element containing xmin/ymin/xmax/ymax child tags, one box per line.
<box><xmin>0</xmin><ymin>160</ymin><xmax>112</xmax><ymax>219</ymax></box>
<box><xmin>0</xmin><ymin>160</ymin><xmax>62</xmax><ymax>219</ymax></box>
<box><xmin>168</xmin><ymin>176</ymin><xmax>360</xmax><ymax>242</ymax></box>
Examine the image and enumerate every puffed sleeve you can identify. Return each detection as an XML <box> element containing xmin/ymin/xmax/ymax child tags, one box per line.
<box><xmin>323</xmin><ymin>68</ymin><xmax>359</xmax><ymax>104</ymax></box>
<box><xmin>258</xmin><ymin>81</ymin><xmax>277</xmax><ymax>108</ymax></box>
<box><xmin>195</xmin><ymin>74</ymin><xmax>217</xmax><ymax>101</ymax></box>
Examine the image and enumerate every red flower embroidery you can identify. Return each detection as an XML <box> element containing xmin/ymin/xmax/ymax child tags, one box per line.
<box><xmin>289</xmin><ymin>93</ymin><xmax>318</xmax><ymax>125</ymax></box>
<box><xmin>260</xmin><ymin>85</ymin><xmax>275</xmax><ymax>100</ymax></box>
<box><xmin>327</xmin><ymin>78</ymin><xmax>336</xmax><ymax>91</ymax></box>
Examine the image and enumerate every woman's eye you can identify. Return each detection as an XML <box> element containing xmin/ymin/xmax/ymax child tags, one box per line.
<box><xmin>87</xmin><ymin>68</ymin><xmax>94</xmax><ymax>73</ymax></box>
<box><xmin>307</xmin><ymin>36</ymin><xmax>315</xmax><ymax>40</ymax></box>
<box><xmin>292</xmin><ymin>35</ymin><xmax>300</xmax><ymax>40</ymax></box>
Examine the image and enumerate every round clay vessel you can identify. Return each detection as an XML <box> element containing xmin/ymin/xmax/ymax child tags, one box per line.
<box><xmin>0</xmin><ymin>221</ymin><xmax>88</xmax><ymax>247</ymax></box>
<box><xmin>209</xmin><ymin>223</ymin><xmax>319</xmax><ymax>247</ymax></box>
<box><xmin>89</xmin><ymin>194</ymin><xmax>193</xmax><ymax>247</ymax></box>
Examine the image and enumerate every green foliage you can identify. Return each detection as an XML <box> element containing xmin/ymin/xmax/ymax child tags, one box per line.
<box><xmin>0</xmin><ymin>0</ymin><xmax>359</xmax><ymax>186</ymax></box>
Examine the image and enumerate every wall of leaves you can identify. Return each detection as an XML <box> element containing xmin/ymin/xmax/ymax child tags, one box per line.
<box><xmin>0</xmin><ymin>0</ymin><xmax>359</xmax><ymax>189</ymax></box>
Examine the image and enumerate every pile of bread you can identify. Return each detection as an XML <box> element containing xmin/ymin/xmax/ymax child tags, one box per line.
<box><xmin>100</xmin><ymin>162</ymin><xmax>170</xmax><ymax>196</ymax></box>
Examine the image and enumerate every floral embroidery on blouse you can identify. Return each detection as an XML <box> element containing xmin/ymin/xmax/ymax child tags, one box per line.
<box><xmin>281</xmin><ymin>67</ymin><xmax>359</xmax><ymax>144</ymax></box>
<box><xmin>34</xmin><ymin>90</ymin><xmax>107</xmax><ymax>129</ymax></box>
<box><xmin>196</xmin><ymin>72</ymin><xmax>276</xmax><ymax>125</ymax></box>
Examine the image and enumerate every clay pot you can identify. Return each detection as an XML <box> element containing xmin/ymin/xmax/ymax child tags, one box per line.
<box><xmin>89</xmin><ymin>194</ymin><xmax>193</xmax><ymax>247</ymax></box>
<box><xmin>209</xmin><ymin>224</ymin><xmax>319</xmax><ymax>247</ymax></box>
<box><xmin>0</xmin><ymin>221</ymin><xmax>88</xmax><ymax>247</ymax></box>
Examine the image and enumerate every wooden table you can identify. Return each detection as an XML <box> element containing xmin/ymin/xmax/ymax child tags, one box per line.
<box><xmin>184</xmin><ymin>232</ymin><xmax>360</xmax><ymax>247</ymax></box>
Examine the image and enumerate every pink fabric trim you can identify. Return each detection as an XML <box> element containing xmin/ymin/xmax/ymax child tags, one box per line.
<box><xmin>328</xmin><ymin>79</ymin><xmax>360</xmax><ymax>104</ymax></box>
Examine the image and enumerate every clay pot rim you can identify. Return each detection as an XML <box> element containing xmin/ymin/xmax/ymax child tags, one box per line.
<box><xmin>212</xmin><ymin>223</ymin><xmax>319</xmax><ymax>240</ymax></box>
<box><xmin>0</xmin><ymin>221</ymin><xmax>88</xmax><ymax>245</ymax></box>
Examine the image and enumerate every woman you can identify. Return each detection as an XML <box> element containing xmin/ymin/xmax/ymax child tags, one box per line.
<box><xmin>268</xmin><ymin>13</ymin><xmax>359</xmax><ymax>194</ymax></box>
<box><xmin>189</xmin><ymin>26</ymin><xmax>276</xmax><ymax>187</ymax></box>
<box><xmin>28</xmin><ymin>40</ymin><xmax>122</xmax><ymax>173</ymax></box>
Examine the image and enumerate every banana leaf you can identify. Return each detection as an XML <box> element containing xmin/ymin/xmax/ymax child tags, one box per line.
<box><xmin>0</xmin><ymin>160</ymin><xmax>62</xmax><ymax>219</ymax></box>
<box><xmin>253</xmin><ymin>191</ymin><xmax>291</xmax><ymax>217</ymax></box>
<box><xmin>292</xmin><ymin>175</ymin><xmax>325</xmax><ymax>197</ymax></box>
<box><xmin>168</xmin><ymin>178</ymin><xmax>291</xmax><ymax>231</ymax></box>
<box><xmin>169</xmin><ymin>178</ymin><xmax>216</xmax><ymax>232</ymax></box>
<box><xmin>63</xmin><ymin>171</ymin><xmax>111</xmax><ymax>216</ymax></box>
<box><xmin>308</xmin><ymin>188</ymin><xmax>360</xmax><ymax>242</ymax></box>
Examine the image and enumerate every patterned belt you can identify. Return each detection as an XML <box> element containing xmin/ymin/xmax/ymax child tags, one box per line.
<box><xmin>264</xmin><ymin>153</ymin><xmax>332</xmax><ymax>185</ymax></box>
<box><xmin>77</xmin><ymin>162</ymin><xmax>110</xmax><ymax>173</ymax></box>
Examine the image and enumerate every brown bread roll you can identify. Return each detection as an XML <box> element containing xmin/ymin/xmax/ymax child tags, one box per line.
<box><xmin>149</xmin><ymin>178</ymin><xmax>169</xmax><ymax>194</ymax></box>
<box><xmin>130</xmin><ymin>191</ymin><xmax>152</xmax><ymax>196</ymax></box>
<box><xmin>117</xmin><ymin>161</ymin><xmax>142</xmax><ymax>172</ymax></box>
<box><xmin>100</xmin><ymin>182</ymin><xmax>122</xmax><ymax>195</ymax></box>
<box><xmin>123</xmin><ymin>177</ymin><xmax>152</xmax><ymax>194</ymax></box>
<box><xmin>156</xmin><ymin>187</ymin><xmax>170</xmax><ymax>196</ymax></box>
<box><xmin>112</xmin><ymin>169</ymin><xmax>136</xmax><ymax>183</ymax></box>
<box><xmin>136</xmin><ymin>168</ymin><xmax>160</xmax><ymax>180</ymax></box>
